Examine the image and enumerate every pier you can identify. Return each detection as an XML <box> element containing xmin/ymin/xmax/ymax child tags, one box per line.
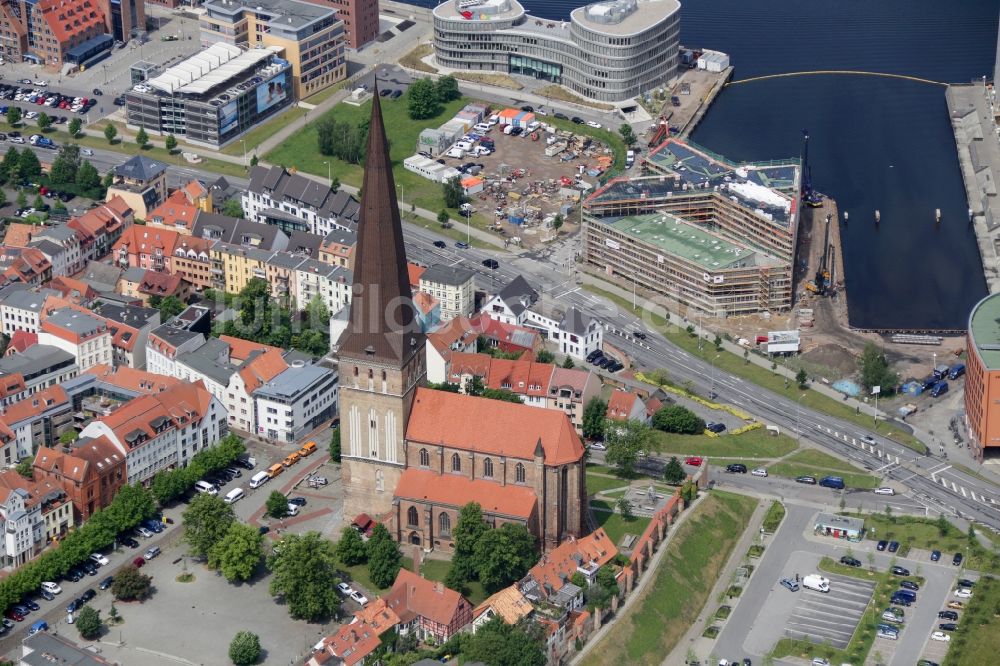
<box><xmin>676</xmin><ymin>66</ymin><xmax>733</xmax><ymax>139</ymax></box>
<box><xmin>945</xmin><ymin>83</ymin><xmax>1000</xmax><ymax>293</ymax></box>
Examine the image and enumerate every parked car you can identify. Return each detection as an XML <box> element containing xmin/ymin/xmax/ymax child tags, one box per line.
<box><xmin>143</xmin><ymin>546</ymin><xmax>160</xmax><ymax>561</ymax></box>
<box><xmin>874</xmin><ymin>487</ymin><xmax>895</xmax><ymax>495</ymax></box>
<box><xmin>586</xmin><ymin>120</ymin><xmax>602</xmax><ymax>129</ymax></box>
<box><xmin>66</xmin><ymin>568</ymin><xmax>84</xmax><ymax>582</ymax></box>
<box><xmin>890</xmin><ymin>566</ymin><xmax>910</xmax><ymax>576</ymax></box>
<box><xmin>954</xmin><ymin>588</ymin><xmax>973</xmax><ymax>599</ymax></box>
<box><xmin>947</xmin><ymin>600</ymin><xmax>965</xmax><ymax>610</ymax></box>
<box><xmin>900</xmin><ymin>580</ymin><xmax>919</xmax><ymax>591</ymax></box>
<box><xmin>350</xmin><ymin>591</ymin><xmax>368</xmax><ymax>606</ymax></box>
<box><xmin>80</xmin><ymin>561</ymin><xmax>98</xmax><ymax>576</ymax></box>
<box><xmin>725</xmin><ymin>463</ymin><xmax>747</xmax><ymax>474</ymax></box>
<box><xmin>684</xmin><ymin>457</ymin><xmax>703</xmax><ymax>467</ymax></box>
<box><xmin>122</xmin><ymin>536</ymin><xmax>140</xmax><ymax>549</ymax></box>
<box><xmin>571</xmin><ymin>116</ymin><xmax>584</xmax><ymax>124</ymax></box>
<box><xmin>876</xmin><ymin>540</ymin><xmax>888</xmax><ymax>551</ymax></box>
<box><xmin>930</xmin><ymin>631</ymin><xmax>951</xmax><ymax>642</ymax></box>
<box><xmin>336</xmin><ymin>583</ymin><xmax>354</xmax><ymax>596</ymax></box>
<box><xmin>588</xmin><ymin>442</ymin><xmax>607</xmax><ymax>451</ymax></box>
<box><xmin>840</xmin><ymin>556</ymin><xmax>861</xmax><ymax>568</ymax></box>
<box><xmin>80</xmin><ymin>589</ymin><xmax>96</xmax><ymax>603</ymax></box>
<box><xmin>706</xmin><ymin>422</ymin><xmax>726</xmax><ymax>433</ymax></box>
<box><xmin>99</xmin><ymin>577</ymin><xmax>113</xmax><ymax>591</ymax></box>
<box><xmin>796</xmin><ymin>476</ymin><xmax>818</xmax><ymax>485</ymax></box>
<box><xmin>66</xmin><ymin>599</ymin><xmax>82</xmax><ymax>613</ymax></box>
<box><xmin>931</xmin><ymin>550</ymin><xmax>941</xmax><ymax>562</ymax></box>
<box><xmin>938</xmin><ymin>610</ymin><xmax>959</xmax><ymax>620</ymax></box>
<box><xmin>433</xmin><ymin>240</ymin><xmax>446</xmax><ymax>249</ymax></box>
<box><xmin>137</xmin><ymin>526</ymin><xmax>153</xmax><ymax>538</ymax></box>
<box><xmin>133</xmin><ymin>557</ymin><xmax>146</xmax><ymax>568</ymax></box>
<box><xmin>90</xmin><ymin>553</ymin><xmax>109</xmax><ymax>566</ymax></box>
<box><xmin>938</xmin><ymin>622</ymin><xmax>957</xmax><ymax>632</ymax></box>
<box><xmin>887</xmin><ymin>541</ymin><xmax>900</xmax><ymax>553</ymax></box>
<box><xmin>19</xmin><ymin>599</ymin><xmax>38</xmax><ymax>612</ymax></box>
<box><xmin>957</xmin><ymin>578</ymin><xmax>976</xmax><ymax>588</ymax></box>
<box><xmin>41</xmin><ymin>582</ymin><xmax>61</xmax><ymax>595</ymax></box>
<box><xmin>953</xmin><ymin>552</ymin><xmax>964</xmax><ymax>566</ymax></box>
<box><xmin>288</xmin><ymin>497</ymin><xmax>307</xmax><ymax>507</ymax></box>
<box><xmin>751</xmin><ymin>468</ymin><xmax>768</xmax><ymax>477</ymax></box>
<box><xmin>482</xmin><ymin>258</ymin><xmax>499</xmax><ymax>269</ymax></box>
<box><xmin>39</xmin><ymin>589</ymin><xmax>54</xmax><ymax>601</ymax></box>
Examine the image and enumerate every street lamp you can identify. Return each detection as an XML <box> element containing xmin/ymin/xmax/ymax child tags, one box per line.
<box><xmin>465</xmin><ymin>207</ymin><xmax>471</xmax><ymax>245</ymax></box>
<box><xmin>710</xmin><ymin>354</ymin><xmax>720</xmax><ymax>399</ymax></box>
<box><xmin>322</xmin><ymin>160</ymin><xmax>330</xmax><ymax>184</ymax></box>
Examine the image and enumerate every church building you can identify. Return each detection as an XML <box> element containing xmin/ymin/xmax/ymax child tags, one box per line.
<box><xmin>337</xmin><ymin>90</ymin><xmax>586</xmax><ymax>552</ymax></box>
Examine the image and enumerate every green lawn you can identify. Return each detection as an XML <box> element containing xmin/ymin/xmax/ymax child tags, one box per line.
<box><xmin>581</xmin><ymin>490</ymin><xmax>758</xmax><ymax>666</ymax></box>
<box><xmin>650</xmin><ymin>429</ymin><xmax>798</xmax><ymax>458</ymax></box>
<box><xmin>942</xmin><ymin>575</ymin><xmax>1000</xmax><ymax>665</ymax></box>
<box><xmin>219</xmin><ymin>106</ymin><xmax>308</xmax><ymax>157</ymax></box>
<box><xmin>862</xmin><ymin>514</ymin><xmax>1000</xmax><ymax>574</ymax></box>
<box><xmin>781</xmin><ymin>449</ymin><xmax>865</xmax><ymax>473</ymax></box>
<box><xmin>338</xmin><ymin>556</ymin><xmax>414</xmax><ymax>594</ymax></box>
<box><xmin>585</xmin><ymin>472</ymin><xmax>631</xmax><ymax>496</ymax></box>
<box><xmin>584</xmin><ymin>284</ymin><xmax>928</xmax><ymax>455</ymax></box>
<box><xmin>775</xmin><ymin>556</ymin><xmax>926</xmax><ymax>666</ymax></box>
<box><xmin>767</xmin><ymin>460</ymin><xmax>879</xmax><ymax>490</ymax></box>
<box><xmin>761</xmin><ymin>501</ymin><xmax>786</xmax><ymax>533</ymax></box>
<box><xmin>264</xmin><ymin>93</ymin><xmax>477</xmax><ymax>225</ymax></box>
<box><xmin>589</xmin><ymin>499</ymin><xmax>652</xmax><ymax>546</ymax></box>
<box><xmin>420</xmin><ymin>557</ymin><xmax>487</xmax><ymax>606</ymax></box>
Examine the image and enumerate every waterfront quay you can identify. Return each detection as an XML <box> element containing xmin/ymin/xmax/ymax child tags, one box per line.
<box><xmin>946</xmin><ymin>82</ymin><xmax>1000</xmax><ymax>293</ymax></box>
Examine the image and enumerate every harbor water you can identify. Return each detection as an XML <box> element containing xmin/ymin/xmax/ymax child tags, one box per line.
<box><xmin>403</xmin><ymin>0</ymin><xmax>999</xmax><ymax>330</ymax></box>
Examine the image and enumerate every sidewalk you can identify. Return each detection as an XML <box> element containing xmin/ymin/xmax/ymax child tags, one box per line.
<box><xmin>667</xmin><ymin>498</ymin><xmax>768</xmax><ymax>665</ymax></box>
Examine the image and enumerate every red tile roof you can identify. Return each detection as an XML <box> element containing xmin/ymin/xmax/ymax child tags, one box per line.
<box><xmin>0</xmin><ymin>385</ymin><xmax>69</xmax><ymax>424</ymax></box>
<box><xmin>148</xmin><ymin>190</ymin><xmax>198</xmax><ymax>232</ymax></box>
<box><xmin>49</xmin><ymin>276</ymin><xmax>97</xmax><ymax>302</ymax></box>
<box><xmin>138</xmin><ymin>271</ymin><xmax>183</xmax><ymax>297</ymax></box>
<box><xmin>0</xmin><ymin>373</ymin><xmax>26</xmax><ymax>400</ymax></box>
<box><xmin>114</xmin><ymin>226</ymin><xmax>181</xmax><ymax>261</ymax></box>
<box><xmin>406</xmin><ymin>387</ymin><xmax>584</xmax><ymax>465</ymax></box>
<box><xmin>525</xmin><ymin>528</ymin><xmax>618</xmax><ymax>596</ymax></box>
<box><xmin>3</xmin><ymin>223</ymin><xmax>35</xmax><ymax>248</ymax></box>
<box><xmin>470</xmin><ymin>314</ymin><xmax>540</xmax><ymax>352</ymax></box>
<box><xmin>219</xmin><ymin>335</ymin><xmax>281</xmax><ymax>363</ymax></box>
<box><xmin>84</xmin><ymin>365</ymin><xmax>180</xmax><ymax>394</ymax></box>
<box><xmin>406</xmin><ymin>263</ymin><xmax>425</xmax><ymax>288</ymax></box>
<box><xmin>237</xmin><ymin>348</ymin><xmax>288</xmax><ymax>393</ymax></box>
<box><xmin>38</xmin><ymin>0</ymin><xmax>106</xmax><ymax>45</ymax></box>
<box><xmin>6</xmin><ymin>331</ymin><xmax>36</xmax><ymax>356</ymax></box>
<box><xmin>447</xmin><ymin>351</ymin><xmax>491</xmax><ymax>381</ymax></box>
<box><xmin>394</xmin><ymin>468</ymin><xmax>537</xmax><ymax>519</ymax></box>
<box><xmin>353</xmin><ymin>598</ymin><xmax>400</xmax><ymax>635</ymax></box>
<box><xmin>96</xmin><ymin>382</ymin><xmax>213</xmax><ymax>449</ymax></box>
<box><xmin>607</xmin><ymin>388</ymin><xmax>642</xmax><ymax>421</ymax></box>
<box><xmin>385</xmin><ymin>569</ymin><xmax>472</xmax><ymax>629</ymax></box>
<box><xmin>322</xmin><ymin>622</ymin><xmax>381</xmax><ymax>666</ymax></box>
<box><xmin>34</xmin><ymin>437</ymin><xmax>123</xmax><ymax>484</ymax></box>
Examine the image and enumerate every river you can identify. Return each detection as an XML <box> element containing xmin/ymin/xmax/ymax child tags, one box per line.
<box><xmin>404</xmin><ymin>0</ymin><xmax>999</xmax><ymax>329</ymax></box>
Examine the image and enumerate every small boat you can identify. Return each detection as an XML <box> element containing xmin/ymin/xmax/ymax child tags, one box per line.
<box><xmin>875</xmin><ymin>209</ymin><xmax>881</xmax><ymax>223</ymax></box>
<box><xmin>935</xmin><ymin>208</ymin><xmax>941</xmax><ymax>223</ymax></box>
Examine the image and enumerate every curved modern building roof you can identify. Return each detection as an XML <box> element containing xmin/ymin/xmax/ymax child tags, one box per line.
<box><xmin>969</xmin><ymin>292</ymin><xmax>1000</xmax><ymax>369</ymax></box>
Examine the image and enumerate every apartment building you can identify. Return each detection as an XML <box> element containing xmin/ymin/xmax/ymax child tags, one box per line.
<box><xmin>79</xmin><ymin>381</ymin><xmax>227</xmax><ymax>484</ymax></box>
<box><xmin>254</xmin><ymin>360</ymin><xmax>338</xmax><ymax>443</ymax></box>
<box><xmin>0</xmin><ymin>345</ymin><xmax>78</xmax><ymax>394</ymax></box>
<box><xmin>68</xmin><ymin>196</ymin><xmax>134</xmax><ymax>263</ymax></box>
<box><xmin>145</xmin><ymin>305</ymin><xmax>211</xmax><ymax>377</ymax></box>
<box><xmin>199</xmin><ymin>0</ymin><xmax>347</xmax><ymax>99</ymax></box>
<box><xmin>38</xmin><ymin>308</ymin><xmax>112</xmax><ymax>372</ymax></box>
<box><xmin>303</xmin><ymin>0</ymin><xmax>379</xmax><ymax>49</ymax></box>
<box><xmin>243</xmin><ymin>165</ymin><xmax>360</xmax><ymax>236</ymax></box>
<box><xmin>0</xmin><ymin>385</ymin><xmax>73</xmax><ymax>460</ymax></box>
<box><xmin>0</xmin><ymin>288</ymin><xmax>46</xmax><ymax>337</ymax></box>
<box><xmin>34</xmin><ymin>436</ymin><xmax>126</xmax><ymax>521</ymax></box>
<box><xmin>92</xmin><ymin>302</ymin><xmax>160</xmax><ymax>369</ymax></box>
<box><xmin>418</xmin><ymin>264</ymin><xmax>476</xmax><ymax>322</ymax></box>
<box><xmin>106</xmin><ymin>156</ymin><xmax>168</xmax><ymax>221</ymax></box>
<box><xmin>0</xmin><ymin>0</ymin><xmax>114</xmax><ymax>69</ymax></box>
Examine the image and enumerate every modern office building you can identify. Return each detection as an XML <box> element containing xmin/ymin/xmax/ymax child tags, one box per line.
<box><xmin>583</xmin><ymin>139</ymin><xmax>801</xmax><ymax>317</ymax></box>
<box><xmin>965</xmin><ymin>293</ymin><xmax>1000</xmax><ymax>461</ymax></box>
<box><xmin>98</xmin><ymin>0</ymin><xmax>145</xmax><ymax>43</ymax></box>
<box><xmin>200</xmin><ymin>0</ymin><xmax>347</xmax><ymax>100</ymax></box>
<box><xmin>125</xmin><ymin>42</ymin><xmax>293</xmax><ymax>149</ymax></box>
<box><xmin>304</xmin><ymin>0</ymin><xmax>379</xmax><ymax>50</ymax></box>
<box><xmin>432</xmin><ymin>0</ymin><xmax>680</xmax><ymax>103</ymax></box>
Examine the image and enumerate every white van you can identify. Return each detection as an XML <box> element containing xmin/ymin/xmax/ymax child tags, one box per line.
<box><xmin>286</xmin><ymin>503</ymin><xmax>300</xmax><ymax>517</ymax></box>
<box><xmin>224</xmin><ymin>488</ymin><xmax>245</xmax><ymax>504</ymax></box>
<box><xmin>194</xmin><ymin>480</ymin><xmax>218</xmax><ymax>495</ymax></box>
<box><xmin>249</xmin><ymin>471</ymin><xmax>270</xmax><ymax>489</ymax></box>
<box><xmin>473</xmin><ymin>123</ymin><xmax>491</xmax><ymax>133</ymax></box>
<box><xmin>455</xmin><ymin>141</ymin><xmax>473</xmax><ymax>151</ymax></box>
<box><xmin>446</xmin><ymin>147</ymin><xmax>465</xmax><ymax>159</ymax></box>
<box><xmin>802</xmin><ymin>574</ymin><xmax>830</xmax><ymax>593</ymax></box>
<box><xmin>503</xmin><ymin>124</ymin><xmax>514</xmax><ymax>135</ymax></box>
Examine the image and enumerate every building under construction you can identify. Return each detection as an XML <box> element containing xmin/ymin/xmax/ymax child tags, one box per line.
<box><xmin>583</xmin><ymin>139</ymin><xmax>802</xmax><ymax>317</ymax></box>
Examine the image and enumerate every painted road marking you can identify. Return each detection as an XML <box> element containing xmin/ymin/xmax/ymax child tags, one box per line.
<box><xmin>961</xmin><ymin>487</ymin><xmax>968</xmax><ymax>498</ymax></box>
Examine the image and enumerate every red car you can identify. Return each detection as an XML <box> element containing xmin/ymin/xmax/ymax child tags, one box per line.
<box><xmin>132</xmin><ymin>557</ymin><xmax>146</xmax><ymax>568</ymax></box>
<box><xmin>4</xmin><ymin>608</ymin><xmax>24</xmax><ymax>622</ymax></box>
<box><xmin>685</xmin><ymin>456</ymin><xmax>703</xmax><ymax>467</ymax></box>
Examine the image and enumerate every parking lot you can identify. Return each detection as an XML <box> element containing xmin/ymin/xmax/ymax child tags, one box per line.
<box><xmin>785</xmin><ymin>572</ymin><xmax>876</xmax><ymax>649</ymax></box>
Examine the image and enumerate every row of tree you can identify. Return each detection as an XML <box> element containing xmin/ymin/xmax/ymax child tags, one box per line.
<box><xmin>335</xmin><ymin>523</ymin><xmax>403</xmax><ymax>588</ymax></box>
<box><xmin>148</xmin><ymin>433</ymin><xmax>246</xmax><ymax>505</ymax></box>
<box><xmin>184</xmin><ymin>493</ymin><xmax>265</xmax><ymax>583</ymax></box>
<box><xmin>445</xmin><ymin>503</ymin><xmax>538</xmax><ymax>594</ymax></box>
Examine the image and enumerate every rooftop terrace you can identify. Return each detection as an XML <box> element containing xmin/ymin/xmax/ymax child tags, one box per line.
<box><xmin>598</xmin><ymin>212</ymin><xmax>777</xmax><ymax>271</ymax></box>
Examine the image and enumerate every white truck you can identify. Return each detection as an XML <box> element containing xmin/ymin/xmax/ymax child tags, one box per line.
<box><xmin>802</xmin><ymin>574</ymin><xmax>830</xmax><ymax>593</ymax></box>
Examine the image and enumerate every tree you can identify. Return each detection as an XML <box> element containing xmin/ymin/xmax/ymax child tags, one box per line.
<box><xmin>267</xmin><ymin>532</ymin><xmax>340</xmax><ymax>621</ymax></box>
<box><xmin>437</xmin><ymin>209</ymin><xmax>450</xmax><ymax>227</ymax></box>
<box><xmin>68</xmin><ymin>117</ymin><xmax>82</xmax><ymax>137</ymax></box>
<box><xmin>562</xmin><ymin>356</ymin><xmax>575</xmax><ymax>369</ymax></box>
<box><xmin>968</xmin><ymin>523</ymin><xmax>977</xmax><ymax>546</ymax></box>
<box><xmin>619</xmin><ymin>123</ymin><xmax>636</xmax><ymax>146</ymax></box>
<box><xmin>553</xmin><ymin>214</ymin><xmax>564</xmax><ymax>232</ymax></box>
<box><xmin>208</xmin><ymin>523</ymin><xmax>264</xmax><ymax>582</ymax></box>
<box><xmin>585</xmin><ymin>564</ymin><xmax>619</xmax><ymax>611</ymax></box>
<box><xmin>582</xmin><ymin>398</ymin><xmax>608</xmax><ymax>441</ymax></box>
<box><xmin>652</xmin><ymin>405</ymin><xmax>705</xmax><ymax>435</ymax></box>
<box><xmin>14</xmin><ymin>458</ymin><xmax>33</xmax><ymax>479</ymax></box>
<box><xmin>463</xmin><ymin>617</ymin><xmax>545</xmax><ymax>666</ymax></box>
<box><xmin>111</xmin><ymin>566</ymin><xmax>153</xmax><ymax>601</ymax></box>
<box><xmin>604</xmin><ymin>419</ymin><xmax>650</xmax><ymax>476</ymax></box>
<box><xmin>335</xmin><ymin>526</ymin><xmax>366</xmax><ymax>566</ymax></box>
<box><xmin>407</xmin><ymin>78</ymin><xmax>441</xmax><ymax>120</ymax></box>
<box><xmin>330</xmin><ymin>176</ymin><xmax>340</xmax><ymax>192</ymax></box>
<box><xmin>6</xmin><ymin>106</ymin><xmax>20</xmax><ymax>127</ymax></box>
<box><xmin>229</xmin><ymin>631</ymin><xmax>261</xmax><ymax>665</ymax></box>
<box><xmin>75</xmin><ymin>605</ymin><xmax>102</xmax><ymax>640</ymax></box>
<box><xmin>183</xmin><ymin>493</ymin><xmax>236</xmax><ymax>559</ymax></box>
<box><xmin>535</xmin><ymin>349</ymin><xmax>555</xmax><ymax>364</ymax></box>
<box><xmin>105</xmin><ymin>483</ymin><xmax>155</xmax><ymax>529</ymax></box>
<box><xmin>680</xmin><ymin>480</ymin><xmax>698</xmax><ymax>507</ymax></box>
<box><xmin>104</xmin><ymin>124</ymin><xmax>117</xmax><ymax>143</ymax></box>
<box><xmin>663</xmin><ymin>456</ymin><xmax>686</xmax><ymax>484</ymax></box>
<box><xmin>796</xmin><ymin>368</ymin><xmax>809</xmax><ymax>389</ymax></box>
<box><xmin>367</xmin><ymin>524</ymin><xmax>403</xmax><ymax>589</ymax></box>
<box><xmin>76</xmin><ymin>161</ymin><xmax>102</xmax><ymax>198</ymax></box>
<box><xmin>18</xmin><ymin>149</ymin><xmax>40</xmax><ymax>180</ymax></box>
<box><xmin>442</xmin><ymin>175</ymin><xmax>464</xmax><ymax>209</ymax></box>
<box><xmin>237</xmin><ymin>278</ymin><xmax>275</xmax><ymax>341</ymax></box>
<box><xmin>16</xmin><ymin>190</ymin><xmax>25</xmax><ymax>208</ymax></box>
<box><xmin>859</xmin><ymin>342</ymin><xmax>896</xmax><ymax>393</ymax></box>
<box><xmin>0</xmin><ymin>146</ymin><xmax>19</xmax><ymax>182</ymax></box>
<box><xmin>164</xmin><ymin>134</ymin><xmax>178</xmax><ymax>152</ymax></box>
<box><xmin>37</xmin><ymin>113</ymin><xmax>51</xmax><ymax>132</ymax></box>
<box><xmin>157</xmin><ymin>296</ymin><xmax>185</xmax><ymax>321</ymax></box>
<box><xmin>472</xmin><ymin>523</ymin><xmax>537</xmax><ymax>593</ymax></box>
<box><xmin>449</xmin><ymin>502</ymin><xmax>489</xmax><ymax>584</ymax></box>
<box><xmin>435</xmin><ymin>75</ymin><xmax>461</xmax><ymax>102</ymax></box>
<box><xmin>616</xmin><ymin>496</ymin><xmax>634</xmax><ymax>521</ymax></box>
<box><xmin>222</xmin><ymin>198</ymin><xmax>244</xmax><ymax>218</ymax></box>
<box><xmin>265</xmin><ymin>491</ymin><xmax>288</xmax><ymax>519</ymax></box>
<box><xmin>32</xmin><ymin>193</ymin><xmax>43</xmax><ymax>210</ymax></box>
<box><xmin>329</xmin><ymin>426</ymin><xmax>341</xmax><ymax>463</ymax></box>
<box><xmin>49</xmin><ymin>144</ymin><xmax>81</xmax><ymax>185</ymax></box>
<box><xmin>135</xmin><ymin>126</ymin><xmax>149</xmax><ymax>149</ymax></box>
<box><xmin>305</xmin><ymin>294</ymin><xmax>330</xmax><ymax>329</ymax></box>
<box><xmin>936</xmin><ymin>514</ymin><xmax>950</xmax><ymax>537</ymax></box>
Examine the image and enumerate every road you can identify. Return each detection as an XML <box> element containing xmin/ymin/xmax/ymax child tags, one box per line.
<box><xmin>27</xmin><ymin>133</ymin><xmax>1000</xmax><ymax>532</ymax></box>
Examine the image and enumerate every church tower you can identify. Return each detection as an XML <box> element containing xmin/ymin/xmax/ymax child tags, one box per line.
<box><xmin>338</xmin><ymin>89</ymin><xmax>425</xmax><ymax>520</ymax></box>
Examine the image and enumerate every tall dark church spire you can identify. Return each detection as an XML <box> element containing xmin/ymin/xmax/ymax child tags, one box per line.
<box><xmin>339</xmin><ymin>87</ymin><xmax>421</xmax><ymax>363</ymax></box>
